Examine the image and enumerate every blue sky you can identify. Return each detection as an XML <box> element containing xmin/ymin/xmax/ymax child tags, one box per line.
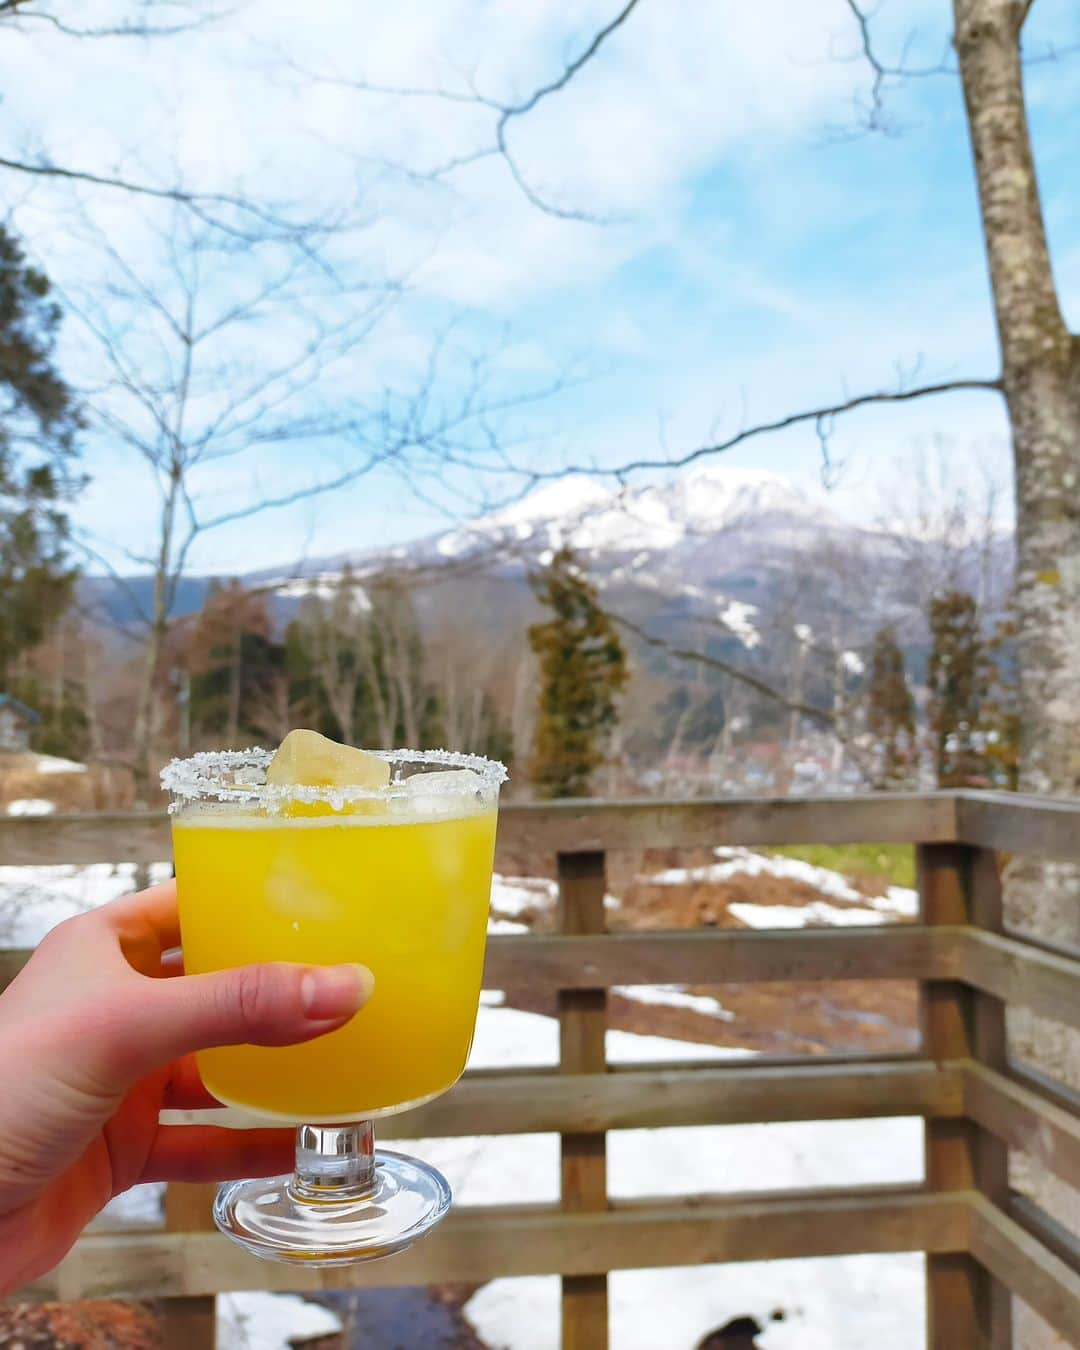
<box><xmin>3</xmin><ymin>0</ymin><xmax>1078</xmax><ymax>574</ymax></box>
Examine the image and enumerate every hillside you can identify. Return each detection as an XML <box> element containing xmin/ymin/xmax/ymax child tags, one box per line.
<box><xmin>75</xmin><ymin>465</ymin><xmax>1013</xmax><ymax>772</ymax></box>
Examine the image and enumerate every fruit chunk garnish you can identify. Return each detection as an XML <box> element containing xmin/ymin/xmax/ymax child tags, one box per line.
<box><xmin>267</xmin><ymin>729</ymin><xmax>389</xmax><ymax>814</ymax></box>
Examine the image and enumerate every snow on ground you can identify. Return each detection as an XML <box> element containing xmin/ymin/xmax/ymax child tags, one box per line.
<box><xmin>647</xmin><ymin>847</ymin><xmax>918</xmax><ymax>920</ymax></box>
<box><xmin>218</xmin><ymin>1293</ymin><xmax>343</xmax><ymax>1350</ymax></box>
<box><xmin>718</xmin><ymin>599</ymin><xmax>761</xmax><ymax>649</ymax></box>
<box><xmin>0</xmin><ymin>862</ymin><xmax>173</xmax><ymax>945</ymax></box>
<box><xmin>613</xmin><ymin>984</ymin><xmax>735</xmax><ymax>1020</ymax></box>
<box><xmin>465</xmin><ymin>1005</ymin><xmax>753</xmax><ymax>1072</ymax></box>
<box><xmin>6</xmin><ymin>799</ymin><xmax>56</xmax><ymax>816</ymax></box>
<box><xmin>491</xmin><ymin>875</ymin><xmax>556</xmax><ymax>916</ymax></box>
<box><xmin>730</xmin><ymin>901</ymin><xmax>889</xmax><ymax>929</ymax></box>
<box><xmin>401</xmin><ymin>1004</ymin><xmax>920</xmax><ymax>1209</ymax></box>
<box><xmin>34</xmin><ymin>754</ymin><xmax>87</xmax><ymax>774</ymax></box>
<box><xmin>466</xmin><ymin>1253</ymin><xmax>926</xmax><ymax>1350</ymax></box>
<box><xmin>492</xmin><ymin>874</ymin><xmax>620</xmax><ymax>916</ymax></box>
<box><xmin>488</xmin><ymin>918</ymin><xmax>529</xmax><ymax>934</ymax></box>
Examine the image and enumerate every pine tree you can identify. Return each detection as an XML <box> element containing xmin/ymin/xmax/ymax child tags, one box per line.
<box><xmin>927</xmin><ymin>590</ymin><xmax>987</xmax><ymax>788</ymax></box>
<box><xmin>0</xmin><ymin>225</ymin><xmax>81</xmax><ymax>687</ymax></box>
<box><xmin>528</xmin><ymin>547</ymin><xmax>628</xmax><ymax>798</ymax></box>
<box><xmin>866</xmin><ymin>627</ymin><xmax>916</xmax><ymax>786</ymax></box>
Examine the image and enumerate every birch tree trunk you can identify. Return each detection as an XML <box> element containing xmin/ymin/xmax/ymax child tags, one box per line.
<box><xmin>953</xmin><ymin>3</ymin><xmax>1080</xmax><ymax>1341</ymax></box>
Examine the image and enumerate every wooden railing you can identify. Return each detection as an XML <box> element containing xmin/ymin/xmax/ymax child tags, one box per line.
<box><xmin>1</xmin><ymin>791</ymin><xmax>1078</xmax><ymax>1349</ymax></box>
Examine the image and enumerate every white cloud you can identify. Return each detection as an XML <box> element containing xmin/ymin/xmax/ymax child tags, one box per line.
<box><xmin>1</xmin><ymin>0</ymin><xmax>1071</xmax><ymax>571</ymax></box>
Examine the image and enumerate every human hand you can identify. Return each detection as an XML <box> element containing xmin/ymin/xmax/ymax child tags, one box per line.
<box><xmin>0</xmin><ymin>879</ymin><xmax>373</xmax><ymax>1293</ymax></box>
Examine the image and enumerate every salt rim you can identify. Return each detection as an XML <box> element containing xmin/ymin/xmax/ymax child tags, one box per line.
<box><xmin>160</xmin><ymin>746</ymin><xmax>508</xmax><ymax>812</ymax></box>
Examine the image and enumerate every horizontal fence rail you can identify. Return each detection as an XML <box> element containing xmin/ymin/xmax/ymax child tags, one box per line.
<box><xmin>3</xmin><ymin>789</ymin><xmax>1080</xmax><ymax>866</ymax></box>
<box><xmin>1</xmin><ymin>790</ymin><xmax>1079</xmax><ymax>1350</ymax></box>
<box><xmin>29</xmin><ymin>1189</ymin><xmax>970</xmax><ymax>1301</ymax></box>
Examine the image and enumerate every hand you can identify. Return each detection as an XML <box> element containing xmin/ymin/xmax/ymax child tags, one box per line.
<box><xmin>0</xmin><ymin>880</ymin><xmax>373</xmax><ymax>1293</ymax></box>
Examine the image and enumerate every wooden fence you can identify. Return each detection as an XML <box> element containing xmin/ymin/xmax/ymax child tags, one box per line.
<box><xmin>1</xmin><ymin>791</ymin><xmax>1078</xmax><ymax>1349</ymax></box>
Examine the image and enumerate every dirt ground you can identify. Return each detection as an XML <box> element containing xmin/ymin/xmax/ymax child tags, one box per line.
<box><xmin>0</xmin><ymin>754</ymin><xmax>134</xmax><ymax>813</ymax></box>
<box><xmin>496</xmin><ymin>846</ymin><xmax>921</xmax><ymax>1057</ymax></box>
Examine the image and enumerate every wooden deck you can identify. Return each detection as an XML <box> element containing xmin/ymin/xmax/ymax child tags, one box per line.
<box><xmin>1</xmin><ymin>790</ymin><xmax>1078</xmax><ymax>1348</ymax></box>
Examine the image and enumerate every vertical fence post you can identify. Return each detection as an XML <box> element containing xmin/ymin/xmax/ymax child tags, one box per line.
<box><xmin>161</xmin><ymin>1183</ymin><xmax>218</xmax><ymax>1349</ymax></box>
<box><xmin>557</xmin><ymin>850</ymin><xmax>609</xmax><ymax>1350</ymax></box>
<box><xmin>918</xmin><ymin>842</ymin><xmax>1011</xmax><ymax>1350</ymax></box>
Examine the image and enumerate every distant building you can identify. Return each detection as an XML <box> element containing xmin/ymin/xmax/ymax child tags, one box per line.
<box><xmin>0</xmin><ymin>695</ymin><xmax>40</xmax><ymax>753</ymax></box>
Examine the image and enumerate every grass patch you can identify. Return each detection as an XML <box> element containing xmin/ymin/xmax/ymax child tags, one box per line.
<box><xmin>767</xmin><ymin>843</ymin><xmax>916</xmax><ymax>891</ymax></box>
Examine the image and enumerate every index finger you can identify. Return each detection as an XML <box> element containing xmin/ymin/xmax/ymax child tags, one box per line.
<box><xmin>102</xmin><ymin>879</ymin><xmax>181</xmax><ymax>957</ymax></box>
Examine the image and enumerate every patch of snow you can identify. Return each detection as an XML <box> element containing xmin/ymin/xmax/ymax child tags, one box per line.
<box><xmin>645</xmin><ymin>846</ymin><xmax>917</xmax><ymax>918</ymax></box>
<box><xmin>729</xmin><ymin>901</ymin><xmax>888</xmax><ymax>929</ymax></box>
<box><xmin>841</xmin><ymin>650</ymin><xmax>866</xmax><ymax>677</ymax></box>
<box><xmin>607</xmin><ymin>1029</ymin><xmax>755</xmax><ymax>1065</ymax></box>
<box><xmin>718</xmin><ymin>599</ymin><xmax>761</xmax><ymax>649</ymax></box>
<box><xmin>219</xmin><ymin>1293</ymin><xmax>343</xmax><ymax>1350</ymax></box>
<box><xmin>488</xmin><ymin>917</ymin><xmax>529</xmax><ymax>935</ymax></box>
<box><xmin>873</xmin><ymin>887</ymin><xmax>920</xmax><ymax>918</ymax></box>
<box><xmin>492</xmin><ymin>874</ymin><xmax>620</xmax><ymax>917</ymax></box>
<box><xmin>406</xmin><ymin>1006</ymin><xmax>918</xmax><ymax>1211</ymax></box>
<box><xmin>491</xmin><ymin>874</ymin><xmax>557</xmax><ymax>916</ymax></box>
<box><xmin>794</xmin><ymin>623</ymin><xmax>814</xmax><ymax>644</ymax></box>
<box><xmin>6</xmin><ymin>799</ymin><xmax>55</xmax><ymax>816</ymax></box>
<box><xmin>467</xmin><ymin>1252</ymin><xmax>926</xmax><ymax>1350</ymax></box>
<box><xmin>34</xmin><ymin>755</ymin><xmax>87</xmax><ymax>774</ymax></box>
<box><xmin>271</xmin><ymin>573</ymin><xmax>371</xmax><ymax>608</ymax></box>
<box><xmin>405</xmin><ymin>1111</ymin><xmax>919</xmax><ymax>1213</ymax></box>
<box><xmin>614</xmin><ymin>984</ymin><xmax>736</xmax><ymax>1021</ymax></box>
<box><xmin>0</xmin><ymin>862</ymin><xmax>173</xmax><ymax>945</ymax></box>
<box><xmin>464</xmin><ymin>1005</ymin><xmax>752</xmax><ymax>1072</ymax></box>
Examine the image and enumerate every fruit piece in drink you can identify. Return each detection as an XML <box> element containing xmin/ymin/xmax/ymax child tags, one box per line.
<box><xmin>267</xmin><ymin>728</ymin><xmax>390</xmax><ymax>789</ymax></box>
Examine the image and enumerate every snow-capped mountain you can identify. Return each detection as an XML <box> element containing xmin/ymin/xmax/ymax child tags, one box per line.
<box><xmin>431</xmin><ymin>466</ymin><xmax>841</xmax><ymax>563</ymax></box>
<box><xmin>82</xmin><ymin>463</ymin><xmax>1012</xmax><ymax>668</ymax></box>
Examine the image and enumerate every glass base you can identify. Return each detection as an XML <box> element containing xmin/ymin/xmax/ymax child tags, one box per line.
<box><xmin>213</xmin><ymin>1149</ymin><xmax>452</xmax><ymax>1267</ymax></box>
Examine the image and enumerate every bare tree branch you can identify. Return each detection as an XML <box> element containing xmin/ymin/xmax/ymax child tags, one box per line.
<box><xmin>0</xmin><ymin>155</ymin><xmax>337</xmax><ymax>246</ymax></box>
<box><xmin>839</xmin><ymin>0</ymin><xmax>1073</xmax><ymax>135</ymax></box>
<box><xmin>0</xmin><ymin>0</ymin><xmax>240</xmax><ymax>38</ymax></box>
<box><xmin>610</xmin><ymin>611</ymin><xmax>835</xmax><ymax>727</ymax></box>
<box><xmin>519</xmin><ymin>375</ymin><xmax>1001</xmax><ymax>485</ymax></box>
<box><xmin>293</xmin><ymin>0</ymin><xmax>645</xmax><ymax>221</ymax></box>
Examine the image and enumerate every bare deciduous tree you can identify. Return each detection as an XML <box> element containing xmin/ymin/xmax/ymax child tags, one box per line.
<box><xmin>62</xmin><ymin>205</ymin><xmax>402</xmax><ymax>793</ymax></box>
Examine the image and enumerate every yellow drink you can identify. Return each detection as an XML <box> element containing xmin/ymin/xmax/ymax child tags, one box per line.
<box><xmin>173</xmin><ymin>805</ymin><xmax>497</xmax><ymax>1121</ymax></box>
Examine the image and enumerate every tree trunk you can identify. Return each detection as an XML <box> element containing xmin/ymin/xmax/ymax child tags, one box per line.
<box><xmin>953</xmin><ymin>4</ymin><xmax>1080</xmax><ymax>1341</ymax></box>
<box><xmin>132</xmin><ymin>475</ymin><xmax>180</xmax><ymax>803</ymax></box>
<box><xmin>226</xmin><ymin>634</ymin><xmax>241</xmax><ymax>745</ymax></box>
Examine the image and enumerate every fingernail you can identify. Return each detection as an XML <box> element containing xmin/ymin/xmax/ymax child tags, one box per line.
<box><xmin>301</xmin><ymin>964</ymin><xmax>374</xmax><ymax>1020</ymax></box>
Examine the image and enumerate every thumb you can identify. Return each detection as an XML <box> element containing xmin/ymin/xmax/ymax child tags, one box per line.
<box><xmin>113</xmin><ymin>962</ymin><xmax>374</xmax><ymax>1081</ymax></box>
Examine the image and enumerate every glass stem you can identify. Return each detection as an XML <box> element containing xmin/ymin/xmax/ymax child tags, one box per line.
<box><xmin>291</xmin><ymin>1121</ymin><xmax>376</xmax><ymax>1203</ymax></box>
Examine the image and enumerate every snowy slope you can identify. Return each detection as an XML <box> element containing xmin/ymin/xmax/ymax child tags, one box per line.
<box><xmin>426</xmin><ymin>466</ymin><xmax>836</xmax><ymax>563</ymax></box>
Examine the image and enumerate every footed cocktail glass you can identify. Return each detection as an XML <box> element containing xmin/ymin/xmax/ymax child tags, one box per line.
<box><xmin>161</xmin><ymin>747</ymin><xmax>505</xmax><ymax>1265</ymax></box>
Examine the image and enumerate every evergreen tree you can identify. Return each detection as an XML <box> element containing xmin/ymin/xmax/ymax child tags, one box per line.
<box><xmin>927</xmin><ymin>590</ymin><xmax>987</xmax><ymax>788</ymax></box>
<box><xmin>0</xmin><ymin>225</ymin><xmax>81</xmax><ymax>687</ymax></box>
<box><xmin>866</xmin><ymin>627</ymin><xmax>916</xmax><ymax>786</ymax></box>
<box><xmin>527</xmin><ymin>547</ymin><xmax>628</xmax><ymax>798</ymax></box>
